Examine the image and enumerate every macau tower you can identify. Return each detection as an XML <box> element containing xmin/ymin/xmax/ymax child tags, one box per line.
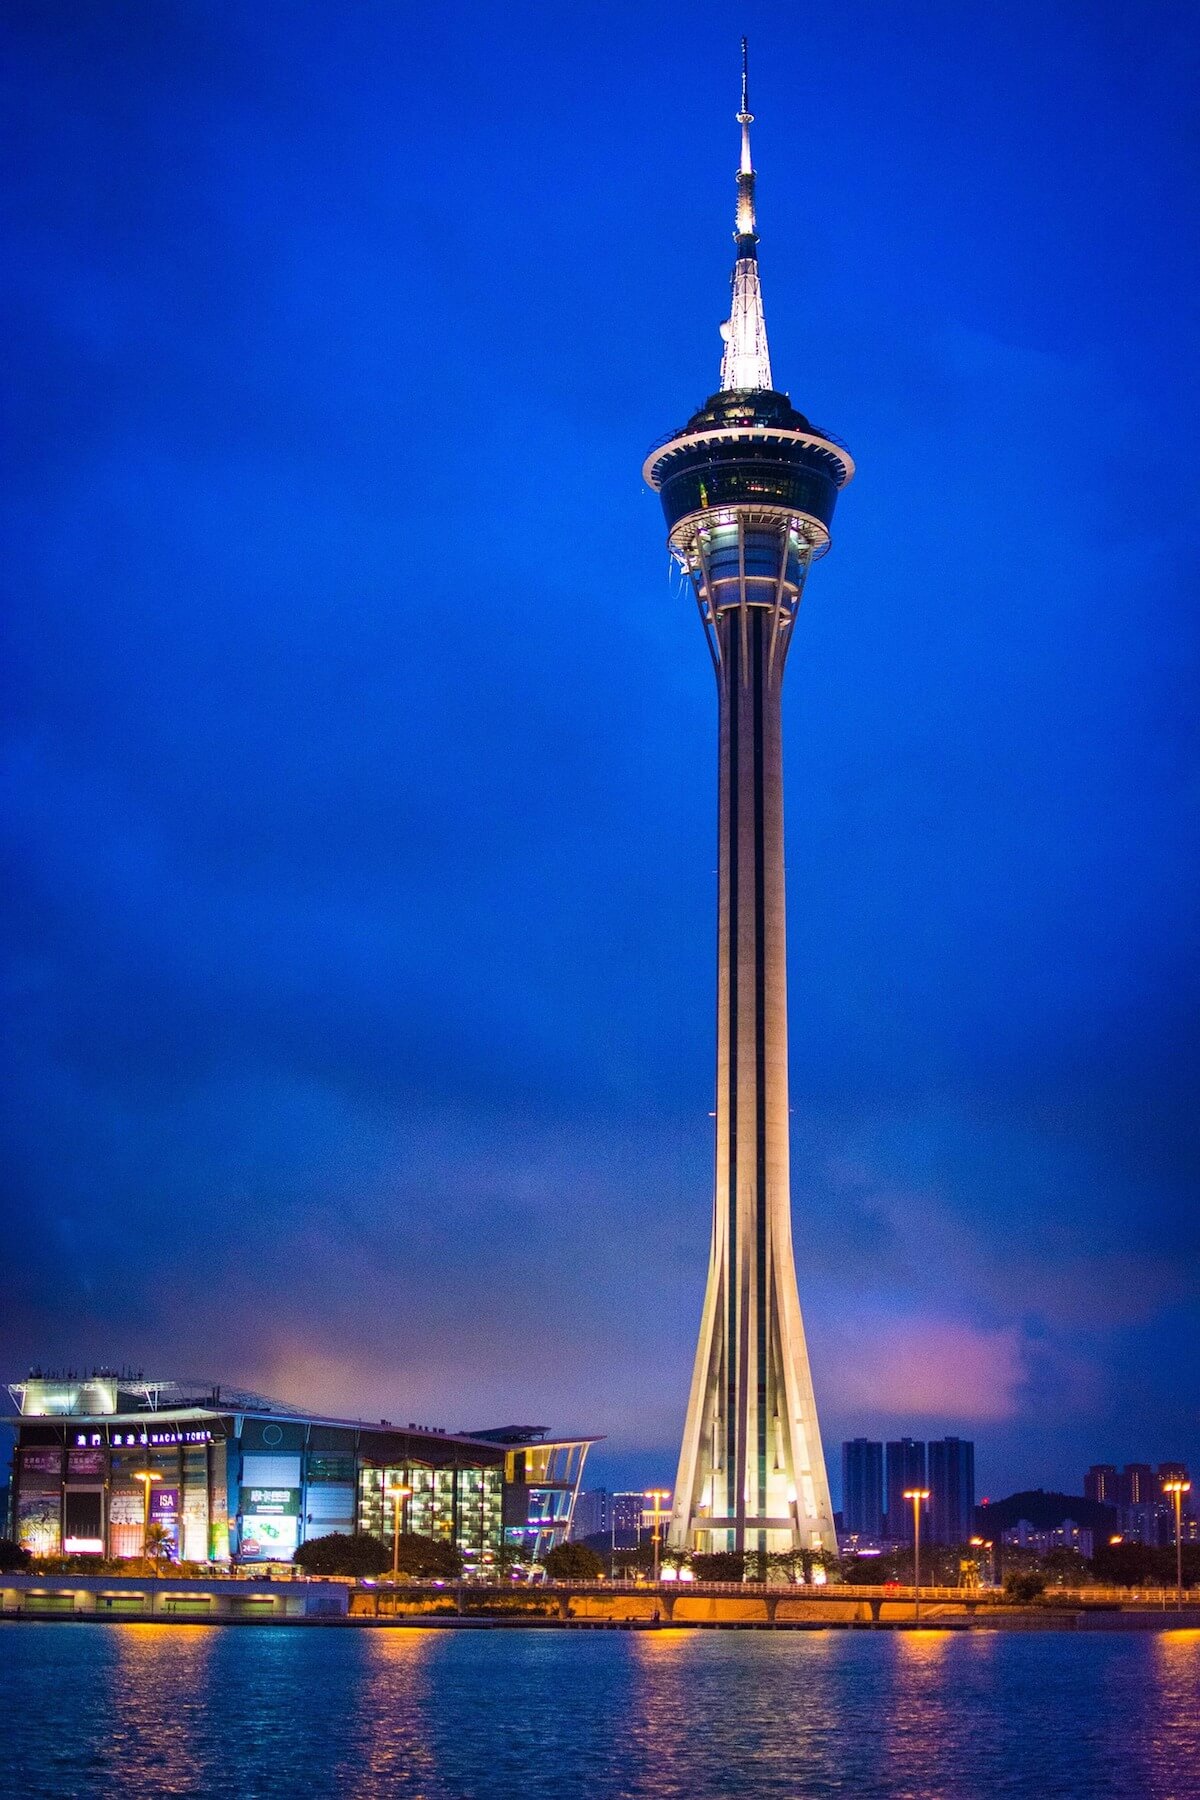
<box><xmin>644</xmin><ymin>46</ymin><xmax>853</xmax><ymax>1556</ymax></box>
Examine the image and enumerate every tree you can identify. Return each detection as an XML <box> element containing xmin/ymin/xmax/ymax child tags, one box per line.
<box><xmin>294</xmin><ymin>1532</ymin><xmax>392</xmax><ymax>1578</ymax></box>
<box><xmin>542</xmin><ymin>1542</ymin><xmax>604</xmax><ymax>1581</ymax></box>
<box><xmin>389</xmin><ymin>1532</ymin><xmax>464</xmax><ymax>1579</ymax></box>
<box><xmin>841</xmin><ymin>1550</ymin><xmax>901</xmax><ymax>1585</ymax></box>
<box><xmin>144</xmin><ymin>1522</ymin><xmax>173</xmax><ymax>1571</ymax></box>
<box><xmin>766</xmin><ymin>1548</ymin><xmax>805</xmax><ymax>1584</ymax></box>
<box><xmin>692</xmin><ymin>1550</ymin><xmax>744</xmax><ymax>1582</ymax></box>
<box><xmin>0</xmin><ymin>1538</ymin><xmax>30</xmax><ymax>1572</ymax></box>
<box><xmin>1004</xmin><ymin>1571</ymin><xmax>1048</xmax><ymax>1603</ymax></box>
<box><xmin>490</xmin><ymin>1536</ymin><xmax>528</xmax><ymax>1577</ymax></box>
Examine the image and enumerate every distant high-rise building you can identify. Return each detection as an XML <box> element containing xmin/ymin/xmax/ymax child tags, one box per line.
<box><xmin>927</xmin><ymin>1438</ymin><xmax>975</xmax><ymax>1546</ymax></box>
<box><xmin>1151</xmin><ymin>1464</ymin><xmax>1192</xmax><ymax>1548</ymax></box>
<box><xmin>571</xmin><ymin>1488</ymin><xmax>610</xmax><ymax>1543</ymax></box>
<box><xmin>611</xmin><ymin>1492</ymin><xmax>646</xmax><ymax>1550</ymax></box>
<box><xmin>1115</xmin><ymin>1462</ymin><xmax>1183</xmax><ymax>1546</ymax></box>
<box><xmin>1080</xmin><ymin>1461</ymin><xmax>1195</xmax><ymax>1546</ymax></box>
<box><xmin>885</xmin><ymin>1439</ymin><xmax>927</xmax><ymax>1541</ymax></box>
<box><xmin>1084</xmin><ymin>1464</ymin><xmax>1119</xmax><ymax>1507</ymax></box>
<box><xmin>842</xmin><ymin>1440</ymin><xmax>884</xmax><ymax>1538</ymax></box>
<box><xmin>1122</xmin><ymin>1463</ymin><xmax>1155</xmax><ymax>1507</ymax></box>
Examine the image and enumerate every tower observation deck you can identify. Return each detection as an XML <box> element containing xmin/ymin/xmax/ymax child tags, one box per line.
<box><xmin>644</xmin><ymin>44</ymin><xmax>852</xmax><ymax>1557</ymax></box>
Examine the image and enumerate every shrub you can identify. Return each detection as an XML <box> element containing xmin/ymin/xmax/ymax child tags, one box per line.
<box><xmin>0</xmin><ymin>1538</ymin><xmax>31</xmax><ymax>1573</ymax></box>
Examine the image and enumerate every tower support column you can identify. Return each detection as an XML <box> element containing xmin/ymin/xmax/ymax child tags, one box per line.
<box><xmin>670</xmin><ymin>585</ymin><xmax>834</xmax><ymax>1556</ymax></box>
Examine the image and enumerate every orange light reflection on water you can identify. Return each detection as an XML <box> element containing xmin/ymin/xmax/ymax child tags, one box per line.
<box><xmin>107</xmin><ymin>1623</ymin><xmax>219</xmax><ymax>1791</ymax></box>
<box><xmin>631</xmin><ymin>1627</ymin><xmax>694</xmax><ymax>1653</ymax></box>
<box><xmin>365</xmin><ymin>1625</ymin><xmax>435</xmax><ymax>1660</ymax></box>
<box><xmin>896</xmin><ymin>1627</ymin><xmax>955</xmax><ymax>1662</ymax></box>
<box><xmin>879</xmin><ymin>1627</ymin><xmax>960</xmax><ymax>1780</ymax></box>
<box><xmin>350</xmin><ymin>1625</ymin><xmax>438</xmax><ymax>1790</ymax></box>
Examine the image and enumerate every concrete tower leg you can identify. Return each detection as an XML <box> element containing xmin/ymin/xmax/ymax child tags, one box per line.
<box><xmin>669</xmin><ymin>532</ymin><xmax>835</xmax><ymax>1558</ymax></box>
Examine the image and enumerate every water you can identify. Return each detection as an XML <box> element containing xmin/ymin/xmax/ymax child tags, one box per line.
<box><xmin>1</xmin><ymin>1623</ymin><xmax>1198</xmax><ymax>1799</ymax></box>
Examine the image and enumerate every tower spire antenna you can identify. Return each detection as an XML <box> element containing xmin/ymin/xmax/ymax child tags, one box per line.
<box><xmin>720</xmin><ymin>37</ymin><xmax>771</xmax><ymax>391</ymax></box>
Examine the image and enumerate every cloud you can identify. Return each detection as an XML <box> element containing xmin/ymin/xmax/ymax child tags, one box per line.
<box><xmin>818</xmin><ymin>1307</ymin><xmax>1026</xmax><ymax>1424</ymax></box>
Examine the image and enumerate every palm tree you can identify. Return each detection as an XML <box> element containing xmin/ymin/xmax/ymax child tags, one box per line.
<box><xmin>144</xmin><ymin>1521</ymin><xmax>172</xmax><ymax>1575</ymax></box>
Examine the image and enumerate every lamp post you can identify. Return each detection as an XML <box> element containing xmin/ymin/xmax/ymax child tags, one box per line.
<box><xmin>904</xmin><ymin>1488</ymin><xmax>930</xmax><ymax>1624</ymax></box>
<box><xmin>644</xmin><ymin>1490</ymin><xmax>670</xmax><ymax>1586</ymax></box>
<box><xmin>385</xmin><ymin>1482</ymin><xmax>411</xmax><ymax>1583</ymax></box>
<box><xmin>133</xmin><ymin>1470</ymin><xmax>161</xmax><ymax>1568</ymax></box>
<box><xmin>1163</xmin><ymin>1480</ymin><xmax>1191</xmax><ymax>1610</ymax></box>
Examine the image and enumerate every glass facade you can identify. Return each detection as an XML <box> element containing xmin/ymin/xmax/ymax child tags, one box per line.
<box><xmin>681</xmin><ymin>519</ymin><xmax>816</xmax><ymax>613</ymax></box>
<box><xmin>659</xmin><ymin>451</ymin><xmax>840</xmax><ymax>540</ymax></box>
<box><xmin>502</xmin><ymin>1441</ymin><xmax>587</xmax><ymax>1563</ymax></box>
<box><xmin>358</xmin><ymin>1462</ymin><xmax>504</xmax><ymax>1567</ymax></box>
<box><xmin>5</xmin><ymin>1389</ymin><xmax>591</xmax><ymax>1571</ymax></box>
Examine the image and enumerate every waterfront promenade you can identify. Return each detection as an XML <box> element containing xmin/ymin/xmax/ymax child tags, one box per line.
<box><xmin>4</xmin><ymin>1572</ymin><xmax>1197</xmax><ymax>1629</ymax></box>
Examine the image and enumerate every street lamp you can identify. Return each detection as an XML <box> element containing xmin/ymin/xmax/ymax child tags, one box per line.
<box><xmin>904</xmin><ymin>1488</ymin><xmax>930</xmax><ymax>1624</ymax></box>
<box><xmin>133</xmin><ymin>1470</ymin><xmax>161</xmax><ymax>1567</ymax></box>
<box><xmin>385</xmin><ymin>1482</ymin><xmax>411</xmax><ymax>1583</ymax></box>
<box><xmin>1163</xmin><ymin>1480</ymin><xmax>1191</xmax><ymax>1610</ymax></box>
<box><xmin>644</xmin><ymin>1490</ymin><xmax>670</xmax><ymax>1585</ymax></box>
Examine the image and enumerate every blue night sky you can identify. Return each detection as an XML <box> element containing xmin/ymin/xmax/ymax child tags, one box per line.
<box><xmin>3</xmin><ymin>0</ymin><xmax>1198</xmax><ymax>1504</ymax></box>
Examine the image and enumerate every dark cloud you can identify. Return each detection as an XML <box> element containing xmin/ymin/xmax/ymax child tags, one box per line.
<box><xmin>3</xmin><ymin>0</ymin><xmax>1198</xmax><ymax>1499</ymax></box>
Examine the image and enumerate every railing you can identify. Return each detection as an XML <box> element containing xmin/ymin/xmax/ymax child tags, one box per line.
<box><xmin>353</xmin><ymin>1577</ymin><xmax>1197</xmax><ymax>1606</ymax></box>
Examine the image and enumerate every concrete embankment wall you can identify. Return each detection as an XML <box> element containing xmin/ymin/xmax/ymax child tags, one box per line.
<box><xmin>5</xmin><ymin>1576</ymin><xmax>1197</xmax><ymax>1631</ymax></box>
<box><xmin>1</xmin><ymin>1574</ymin><xmax>348</xmax><ymax>1620</ymax></box>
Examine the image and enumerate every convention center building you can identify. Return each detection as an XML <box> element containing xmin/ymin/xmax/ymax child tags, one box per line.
<box><xmin>4</xmin><ymin>1373</ymin><xmax>595</xmax><ymax>1568</ymax></box>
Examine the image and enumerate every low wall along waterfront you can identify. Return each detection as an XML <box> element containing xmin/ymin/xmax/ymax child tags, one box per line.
<box><xmin>4</xmin><ymin>1574</ymin><xmax>1198</xmax><ymax>1629</ymax></box>
<box><xmin>1</xmin><ymin>1574</ymin><xmax>348</xmax><ymax>1621</ymax></box>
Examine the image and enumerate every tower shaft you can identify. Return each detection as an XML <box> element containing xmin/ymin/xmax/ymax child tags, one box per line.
<box><xmin>669</xmin><ymin>529</ymin><xmax>834</xmax><ymax>1554</ymax></box>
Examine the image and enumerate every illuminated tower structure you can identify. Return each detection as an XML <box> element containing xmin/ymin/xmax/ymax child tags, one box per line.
<box><xmin>644</xmin><ymin>46</ymin><xmax>852</xmax><ymax>1555</ymax></box>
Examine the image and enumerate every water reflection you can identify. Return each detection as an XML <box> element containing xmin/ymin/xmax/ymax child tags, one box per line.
<box><xmin>340</xmin><ymin>1628</ymin><xmax>437</xmax><ymax>1795</ymax></box>
<box><xmin>876</xmin><ymin>1628</ymin><xmax>963</xmax><ymax>1794</ymax></box>
<box><xmin>624</xmin><ymin>1632</ymin><xmax>847</xmax><ymax>1798</ymax></box>
<box><xmin>4</xmin><ymin>1622</ymin><xmax>1200</xmax><ymax>1799</ymax></box>
<box><xmin>101</xmin><ymin>1623</ymin><xmax>218</xmax><ymax>1794</ymax></box>
<box><xmin>1143</xmin><ymin>1630</ymin><xmax>1200</xmax><ymax>1798</ymax></box>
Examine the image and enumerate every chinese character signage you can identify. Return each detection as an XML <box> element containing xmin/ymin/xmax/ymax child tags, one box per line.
<box><xmin>20</xmin><ymin>1449</ymin><xmax>62</xmax><ymax>1483</ymax></box>
<box><xmin>242</xmin><ymin>1487</ymin><xmax>300</xmax><ymax>1516</ymax></box>
<box><xmin>67</xmin><ymin>1448</ymin><xmax>106</xmax><ymax>1479</ymax></box>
